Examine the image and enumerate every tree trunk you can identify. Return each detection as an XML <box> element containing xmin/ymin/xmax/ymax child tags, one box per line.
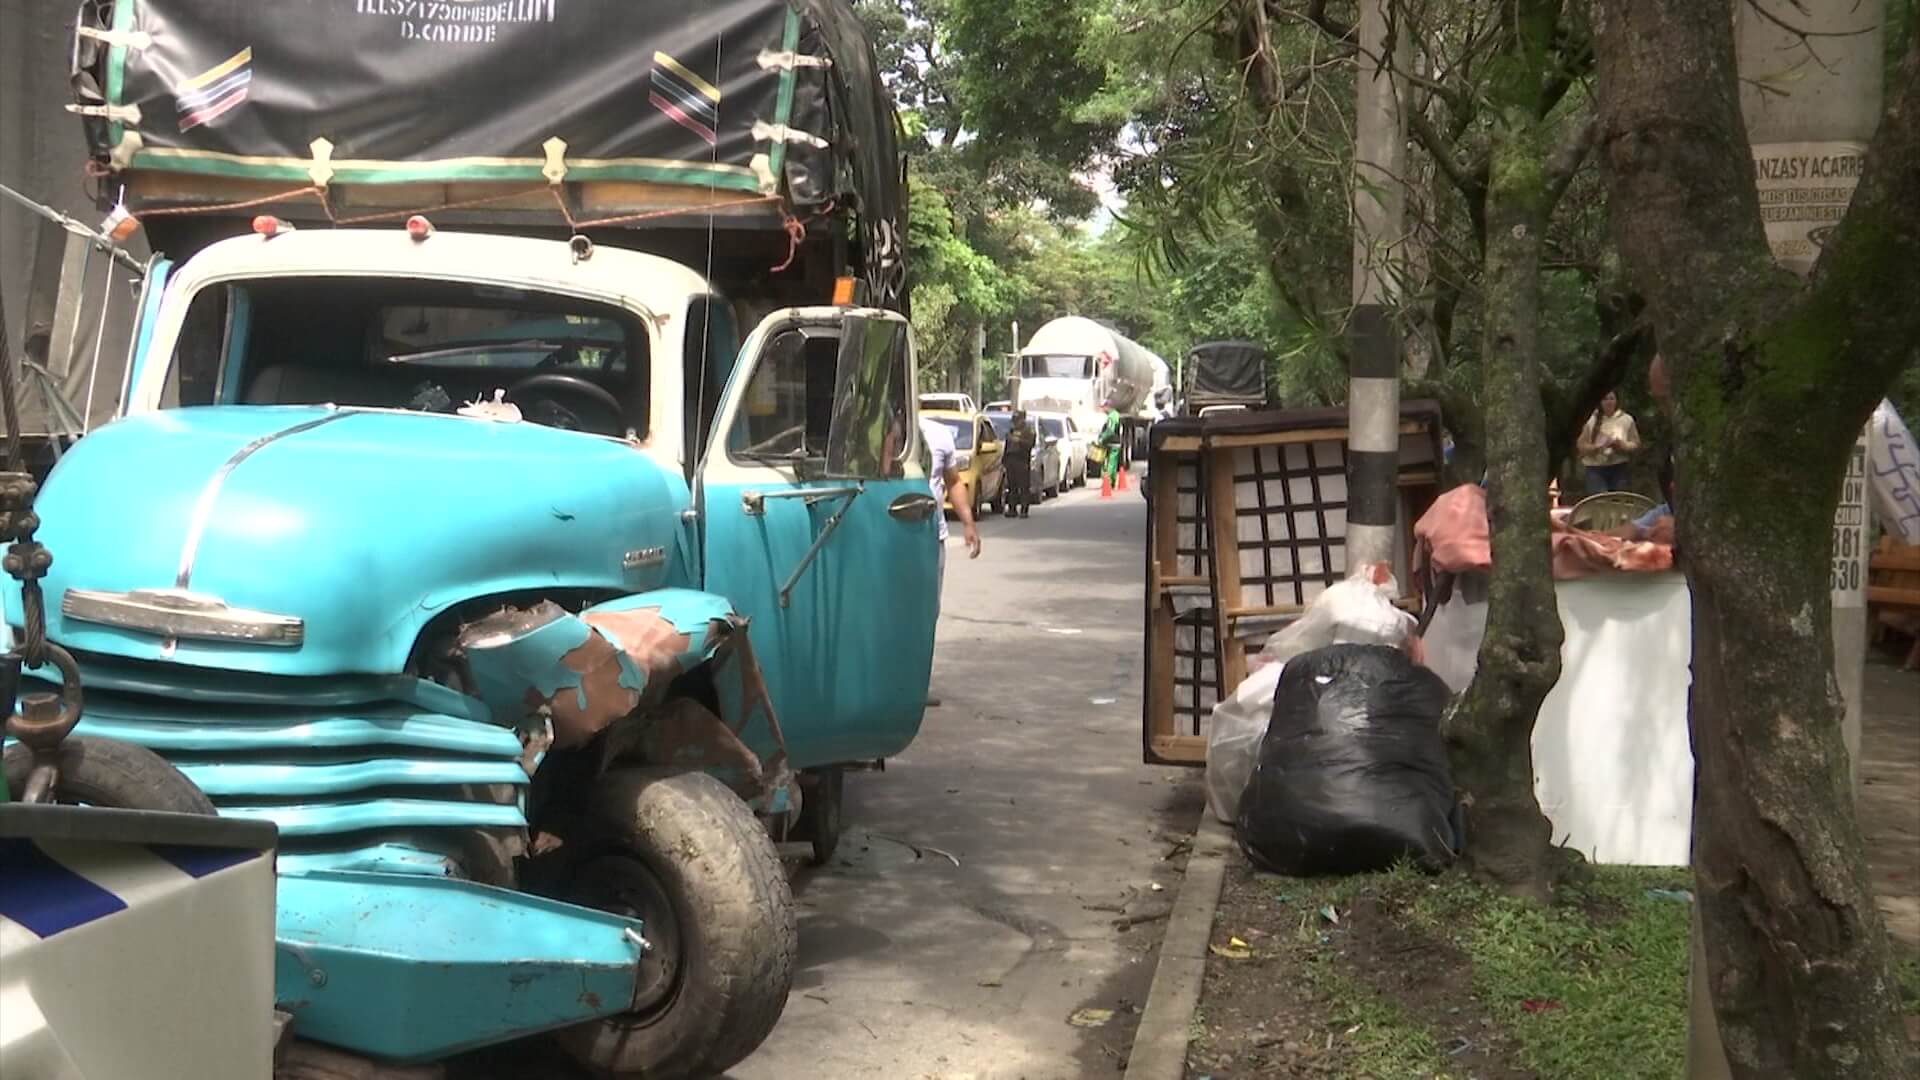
<box><xmin>1442</xmin><ymin>115</ymin><xmax>1562</xmax><ymax>903</ymax></box>
<box><xmin>1592</xmin><ymin>1</ymin><xmax>1918</xmax><ymax>1072</ymax></box>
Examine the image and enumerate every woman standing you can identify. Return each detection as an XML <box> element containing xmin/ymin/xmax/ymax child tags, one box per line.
<box><xmin>1577</xmin><ymin>390</ymin><xmax>1642</xmax><ymax>493</ymax></box>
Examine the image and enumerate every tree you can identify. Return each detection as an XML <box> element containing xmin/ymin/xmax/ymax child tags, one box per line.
<box><xmin>1435</xmin><ymin>0</ymin><xmax>1598</xmax><ymax>902</ymax></box>
<box><xmin>1591</xmin><ymin>0</ymin><xmax>1917</xmax><ymax>1072</ymax></box>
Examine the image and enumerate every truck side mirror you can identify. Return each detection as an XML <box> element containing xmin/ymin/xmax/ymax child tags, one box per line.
<box><xmin>825</xmin><ymin>315</ymin><xmax>910</xmax><ymax>479</ymax></box>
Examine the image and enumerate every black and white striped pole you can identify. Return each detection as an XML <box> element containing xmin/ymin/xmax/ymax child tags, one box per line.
<box><xmin>1347</xmin><ymin>0</ymin><xmax>1408</xmax><ymax>568</ymax></box>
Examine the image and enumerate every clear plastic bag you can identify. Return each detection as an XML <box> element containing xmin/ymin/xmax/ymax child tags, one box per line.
<box><xmin>1205</xmin><ymin>661</ymin><xmax>1285</xmax><ymax>824</ymax></box>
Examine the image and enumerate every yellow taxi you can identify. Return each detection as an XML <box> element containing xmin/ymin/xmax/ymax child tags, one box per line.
<box><xmin>921</xmin><ymin>408</ymin><xmax>1007</xmax><ymax>516</ymax></box>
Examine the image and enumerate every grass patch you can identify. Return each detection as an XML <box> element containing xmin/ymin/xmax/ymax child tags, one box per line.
<box><xmin>1894</xmin><ymin>940</ymin><xmax>1920</xmax><ymax>1014</ymax></box>
<box><xmin>1256</xmin><ymin>864</ymin><xmax>1691</xmax><ymax>1080</ymax></box>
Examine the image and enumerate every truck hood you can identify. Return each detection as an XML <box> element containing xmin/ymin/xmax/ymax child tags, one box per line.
<box><xmin>24</xmin><ymin>406</ymin><xmax>690</xmax><ymax>677</ymax></box>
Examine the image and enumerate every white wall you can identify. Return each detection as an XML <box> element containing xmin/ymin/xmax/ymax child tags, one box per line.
<box><xmin>1426</xmin><ymin>572</ymin><xmax>1695</xmax><ymax>866</ymax></box>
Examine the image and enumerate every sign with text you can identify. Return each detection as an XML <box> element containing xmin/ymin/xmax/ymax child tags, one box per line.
<box><xmin>1751</xmin><ymin>140</ymin><xmax>1868</xmax><ymax>276</ymax></box>
<box><xmin>1832</xmin><ymin>438</ymin><xmax>1868</xmax><ymax>608</ymax></box>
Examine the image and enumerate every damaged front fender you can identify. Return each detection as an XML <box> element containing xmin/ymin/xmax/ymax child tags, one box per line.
<box><xmin>456</xmin><ymin>589</ymin><xmax>790</xmax><ymax>797</ymax></box>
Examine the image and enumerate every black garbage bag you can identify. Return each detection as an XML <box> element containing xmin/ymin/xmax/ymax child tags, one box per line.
<box><xmin>1235</xmin><ymin>644</ymin><xmax>1457</xmax><ymax>875</ymax></box>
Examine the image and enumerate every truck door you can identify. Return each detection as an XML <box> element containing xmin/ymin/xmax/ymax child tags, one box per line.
<box><xmin>698</xmin><ymin>309</ymin><xmax>938</xmax><ymax>769</ymax></box>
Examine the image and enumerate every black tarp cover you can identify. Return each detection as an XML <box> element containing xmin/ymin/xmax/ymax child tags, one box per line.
<box><xmin>76</xmin><ymin>0</ymin><xmax>903</xmax><ymax>300</ymax></box>
<box><xmin>1185</xmin><ymin>339</ymin><xmax>1267</xmax><ymax>408</ymax></box>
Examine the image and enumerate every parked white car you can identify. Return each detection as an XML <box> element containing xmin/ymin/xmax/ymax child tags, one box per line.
<box><xmin>985</xmin><ymin>410</ymin><xmax>1067</xmax><ymax>500</ymax></box>
<box><xmin>919</xmin><ymin>392</ymin><xmax>977</xmax><ymax>414</ymax></box>
<box><xmin>1033</xmin><ymin>411</ymin><xmax>1088</xmax><ymax>488</ymax></box>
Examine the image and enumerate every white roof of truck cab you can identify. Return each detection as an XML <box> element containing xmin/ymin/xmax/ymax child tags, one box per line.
<box><xmin>165</xmin><ymin>228</ymin><xmax>715</xmax><ymax>316</ymax></box>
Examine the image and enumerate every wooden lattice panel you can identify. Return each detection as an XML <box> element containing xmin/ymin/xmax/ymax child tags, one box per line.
<box><xmin>1144</xmin><ymin>422</ymin><xmax>1220</xmax><ymax>766</ymax></box>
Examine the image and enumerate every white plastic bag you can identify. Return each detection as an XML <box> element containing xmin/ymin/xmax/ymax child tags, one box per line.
<box><xmin>1205</xmin><ymin>661</ymin><xmax>1285</xmax><ymax>824</ymax></box>
<box><xmin>1254</xmin><ymin>562</ymin><xmax>1418</xmax><ymax>671</ymax></box>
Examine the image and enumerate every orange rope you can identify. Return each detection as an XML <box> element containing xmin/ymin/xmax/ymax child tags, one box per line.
<box><xmin>136</xmin><ymin>185</ymin><xmax>325</xmax><ymax>216</ymax></box>
<box><xmin>547</xmin><ymin>186</ymin><xmax>781</xmax><ymax>229</ymax></box>
<box><xmin>128</xmin><ymin>182</ymin><xmax>811</xmax><ymax>277</ymax></box>
<box><xmin>770</xmin><ymin>212</ymin><xmax>807</xmax><ymax>273</ymax></box>
<box><xmin>324</xmin><ymin>185</ymin><xmax>553</xmax><ymax>225</ymax></box>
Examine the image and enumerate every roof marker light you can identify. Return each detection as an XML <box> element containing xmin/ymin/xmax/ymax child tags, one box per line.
<box><xmin>406</xmin><ymin>215</ymin><xmax>434</xmax><ymax>241</ymax></box>
<box><xmin>252</xmin><ymin>215</ymin><xmax>292</xmax><ymax>238</ymax></box>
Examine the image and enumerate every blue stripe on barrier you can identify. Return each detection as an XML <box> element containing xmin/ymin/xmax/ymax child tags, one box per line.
<box><xmin>0</xmin><ymin>837</ymin><xmax>128</xmax><ymax>938</ymax></box>
<box><xmin>147</xmin><ymin>843</ymin><xmax>258</xmax><ymax>879</ymax></box>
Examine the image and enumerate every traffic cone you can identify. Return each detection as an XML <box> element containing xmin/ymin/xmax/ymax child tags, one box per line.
<box><xmin>1101</xmin><ymin>473</ymin><xmax>1113</xmax><ymax>498</ymax></box>
<box><xmin>1117</xmin><ymin>465</ymin><xmax>1129</xmax><ymax>491</ymax></box>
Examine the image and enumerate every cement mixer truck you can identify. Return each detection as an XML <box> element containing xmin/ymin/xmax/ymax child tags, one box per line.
<box><xmin>1013</xmin><ymin>317</ymin><xmax>1170</xmax><ymax>473</ymax></box>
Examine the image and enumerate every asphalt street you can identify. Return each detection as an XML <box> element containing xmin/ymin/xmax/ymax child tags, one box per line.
<box><xmin>732</xmin><ymin>471</ymin><xmax>1204</xmax><ymax>1080</ymax></box>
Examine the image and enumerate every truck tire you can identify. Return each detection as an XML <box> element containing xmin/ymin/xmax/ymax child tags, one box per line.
<box><xmin>3</xmin><ymin>736</ymin><xmax>215</xmax><ymax>814</ymax></box>
<box><xmin>554</xmin><ymin>769</ymin><xmax>796</xmax><ymax>1080</ymax></box>
<box><xmin>792</xmin><ymin>766</ymin><xmax>844</xmax><ymax>866</ymax></box>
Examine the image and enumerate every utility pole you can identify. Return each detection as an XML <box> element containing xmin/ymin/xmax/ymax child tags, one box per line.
<box><xmin>1346</xmin><ymin>0</ymin><xmax>1408</xmax><ymax>567</ymax></box>
<box><xmin>972</xmin><ymin>324</ymin><xmax>985</xmax><ymax>408</ymax></box>
<box><xmin>1687</xmin><ymin>5</ymin><xmax>1885</xmax><ymax>1076</ymax></box>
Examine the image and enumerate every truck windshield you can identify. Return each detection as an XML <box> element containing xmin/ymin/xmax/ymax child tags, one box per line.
<box><xmin>929</xmin><ymin>417</ymin><xmax>974</xmax><ymax>450</ymax></box>
<box><xmin>166</xmin><ymin>277</ymin><xmax>649</xmax><ymax>439</ymax></box>
<box><xmin>1021</xmin><ymin>354</ymin><xmax>1093</xmax><ymax>380</ymax></box>
<box><xmin>380</xmin><ymin>308</ymin><xmax>627</xmax><ymax>373</ymax></box>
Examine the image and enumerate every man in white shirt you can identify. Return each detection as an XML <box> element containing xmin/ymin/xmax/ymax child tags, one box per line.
<box><xmin>918</xmin><ymin>415</ymin><xmax>981</xmax><ymax>615</ymax></box>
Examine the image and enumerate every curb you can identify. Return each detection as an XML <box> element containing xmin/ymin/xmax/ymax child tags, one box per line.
<box><xmin>1123</xmin><ymin>812</ymin><xmax>1234</xmax><ymax>1080</ymax></box>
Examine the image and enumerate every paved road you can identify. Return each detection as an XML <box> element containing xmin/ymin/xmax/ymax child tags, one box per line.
<box><xmin>731</xmin><ymin>473</ymin><xmax>1203</xmax><ymax>1080</ymax></box>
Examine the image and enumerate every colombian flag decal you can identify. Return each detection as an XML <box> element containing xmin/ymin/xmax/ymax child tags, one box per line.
<box><xmin>174</xmin><ymin>47</ymin><xmax>253</xmax><ymax>132</ymax></box>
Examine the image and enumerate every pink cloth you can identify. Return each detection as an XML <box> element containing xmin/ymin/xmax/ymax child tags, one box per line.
<box><xmin>1415</xmin><ymin>484</ymin><xmax>1492</xmax><ymax>574</ymax></box>
<box><xmin>1415</xmin><ymin>483</ymin><xmax>1673</xmax><ymax>580</ymax></box>
<box><xmin>1549</xmin><ymin>518</ymin><xmax>1674</xmax><ymax>578</ymax></box>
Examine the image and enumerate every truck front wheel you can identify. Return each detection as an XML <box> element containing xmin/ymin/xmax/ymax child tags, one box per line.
<box><xmin>553</xmin><ymin>769</ymin><xmax>796</xmax><ymax>1079</ymax></box>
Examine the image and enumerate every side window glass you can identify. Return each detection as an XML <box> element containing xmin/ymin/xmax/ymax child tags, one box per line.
<box><xmin>728</xmin><ymin>328</ymin><xmax>838</xmax><ymax>460</ymax></box>
<box><xmin>164</xmin><ymin>284</ymin><xmax>229</xmax><ymax>407</ymax></box>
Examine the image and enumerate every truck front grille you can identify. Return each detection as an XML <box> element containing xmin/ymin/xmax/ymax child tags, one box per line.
<box><xmin>24</xmin><ymin>652</ymin><xmax>530</xmax><ymax>876</ymax></box>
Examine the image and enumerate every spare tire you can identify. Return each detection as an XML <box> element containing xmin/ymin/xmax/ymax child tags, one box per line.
<box><xmin>3</xmin><ymin>735</ymin><xmax>215</xmax><ymax>814</ymax></box>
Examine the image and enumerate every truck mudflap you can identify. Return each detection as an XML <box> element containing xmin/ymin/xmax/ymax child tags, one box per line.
<box><xmin>0</xmin><ymin>804</ymin><xmax>278</xmax><ymax>1080</ymax></box>
<box><xmin>273</xmin><ymin>869</ymin><xmax>647</xmax><ymax>1062</ymax></box>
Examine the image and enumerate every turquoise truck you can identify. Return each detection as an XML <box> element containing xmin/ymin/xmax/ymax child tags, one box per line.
<box><xmin>3</xmin><ymin>1</ymin><xmax>935</xmax><ymax>1075</ymax></box>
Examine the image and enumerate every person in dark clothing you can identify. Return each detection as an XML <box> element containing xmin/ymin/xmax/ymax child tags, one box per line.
<box><xmin>1003</xmin><ymin>409</ymin><xmax>1037</xmax><ymax>518</ymax></box>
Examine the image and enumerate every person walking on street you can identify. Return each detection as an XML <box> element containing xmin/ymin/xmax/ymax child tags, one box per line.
<box><xmin>1577</xmin><ymin>389</ymin><xmax>1641</xmax><ymax>494</ymax></box>
<box><xmin>918</xmin><ymin>415</ymin><xmax>981</xmax><ymax>620</ymax></box>
<box><xmin>1003</xmin><ymin>409</ymin><xmax>1037</xmax><ymax>517</ymax></box>
<box><xmin>1098</xmin><ymin>401</ymin><xmax>1128</xmax><ymax>497</ymax></box>
<box><xmin>919</xmin><ymin>413</ymin><xmax>979</xmax><ymax>710</ymax></box>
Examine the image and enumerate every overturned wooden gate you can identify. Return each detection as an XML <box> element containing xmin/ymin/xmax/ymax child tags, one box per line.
<box><xmin>1142</xmin><ymin>404</ymin><xmax>1445</xmax><ymax>766</ymax></box>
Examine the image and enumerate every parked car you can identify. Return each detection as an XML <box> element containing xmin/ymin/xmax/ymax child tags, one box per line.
<box><xmin>985</xmin><ymin>410</ymin><xmax>1066</xmax><ymax>500</ymax></box>
<box><xmin>1033</xmin><ymin>410</ymin><xmax>1089</xmax><ymax>486</ymax></box>
<box><xmin>919</xmin><ymin>392</ymin><xmax>978</xmax><ymax>415</ymax></box>
<box><xmin>922</xmin><ymin>408</ymin><xmax>1006</xmax><ymax>515</ymax></box>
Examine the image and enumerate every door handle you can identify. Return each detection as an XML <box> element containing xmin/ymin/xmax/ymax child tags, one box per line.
<box><xmin>888</xmin><ymin>492</ymin><xmax>939</xmax><ymax>522</ymax></box>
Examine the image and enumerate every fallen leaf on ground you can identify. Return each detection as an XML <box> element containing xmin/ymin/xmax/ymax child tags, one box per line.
<box><xmin>1068</xmin><ymin>1008</ymin><xmax>1115</xmax><ymax>1027</ymax></box>
<box><xmin>1209</xmin><ymin>942</ymin><xmax>1251</xmax><ymax>960</ymax></box>
<box><xmin>1520</xmin><ymin>999</ymin><xmax>1564</xmax><ymax>1014</ymax></box>
<box><xmin>1318</xmin><ymin>905</ymin><xmax>1341</xmax><ymax>925</ymax></box>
